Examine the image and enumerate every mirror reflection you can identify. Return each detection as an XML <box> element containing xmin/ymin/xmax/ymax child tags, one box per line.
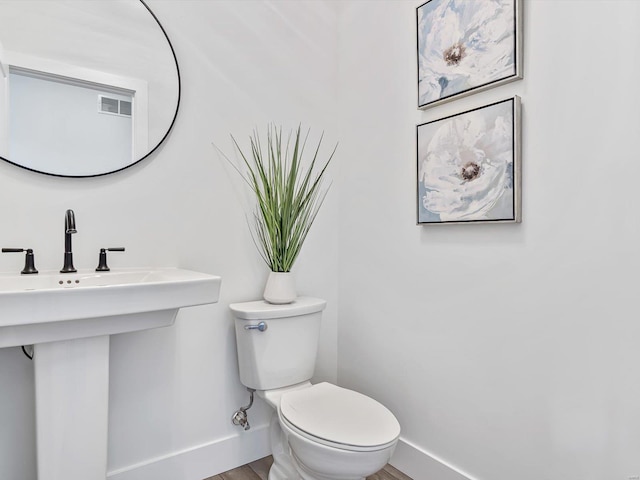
<box><xmin>0</xmin><ymin>0</ymin><xmax>180</xmax><ymax>177</ymax></box>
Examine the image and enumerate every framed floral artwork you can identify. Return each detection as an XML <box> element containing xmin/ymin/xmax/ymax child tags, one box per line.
<box><xmin>417</xmin><ymin>97</ymin><xmax>521</xmax><ymax>225</ymax></box>
<box><xmin>417</xmin><ymin>0</ymin><xmax>523</xmax><ymax>109</ymax></box>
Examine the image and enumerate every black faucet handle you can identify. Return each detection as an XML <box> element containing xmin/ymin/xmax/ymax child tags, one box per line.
<box><xmin>96</xmin><ymin>247</ymin><xmax>125</xmax><ymax>272</ymax></box>
<box><xmin>2</xmin><ymin>248</ymin><xmax>38</xmax><ymax>274</ymax></box>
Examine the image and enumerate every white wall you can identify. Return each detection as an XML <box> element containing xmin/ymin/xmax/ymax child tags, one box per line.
<box><xmin>337</xmin><ymin>2</ymin><xmax>640</xmax><ymax>480</ymax></box>
<box><xmin>0</xmin><ymin>40</ymin><xmax>7</xmax><ymax>155</ymax></box>
<box><xmin>0</xmin><ymin>2</ymin><xmax>338</xmax><ymax>480</ymax></box>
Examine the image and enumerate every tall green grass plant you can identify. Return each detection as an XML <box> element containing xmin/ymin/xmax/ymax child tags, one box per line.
<box><xmin>226</xmin><ymin>125</ymin><xmax>336</xmax><ymax>272</ymax></box>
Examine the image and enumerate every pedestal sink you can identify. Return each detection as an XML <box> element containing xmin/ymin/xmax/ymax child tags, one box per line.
<box><xmin>0</xmin><ymin>268</ymin><xmax>222</xmax><ymax>480</ymax></box>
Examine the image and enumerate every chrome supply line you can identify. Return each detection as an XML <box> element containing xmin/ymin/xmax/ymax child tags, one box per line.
<box><xmin>232</xmin><ymin>387</ymin><xmax>255</xmax><ymax>431</ymax></box>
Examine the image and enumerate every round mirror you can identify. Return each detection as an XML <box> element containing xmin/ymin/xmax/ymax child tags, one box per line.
<box><xmin>0</xmin><ymin>0</ymin><xmax>180</xmax><ymax>177</ymax></box>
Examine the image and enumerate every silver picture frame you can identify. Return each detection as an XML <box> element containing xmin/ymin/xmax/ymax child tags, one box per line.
<box><xmin>417</xmin><ymin>0</ymin><xmax>523</xmax><ymax>110</ymax></box>
<box><xmin>416</xmin><ymin>96</ymin><xmax>522</xmax><ymax>225</ymax></box>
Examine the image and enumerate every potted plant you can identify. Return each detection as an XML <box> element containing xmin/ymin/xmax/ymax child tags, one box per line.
<box><xmin>224</xmin><ymin>124</ymin><xmax>336</xmax><ymax>304</ymax></box>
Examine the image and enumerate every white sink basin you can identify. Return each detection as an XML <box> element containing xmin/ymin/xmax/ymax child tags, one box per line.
<box><xmin>0</xmin><ymin>267</ymin><xmax>221</xmax><ymax>348</ymax></box>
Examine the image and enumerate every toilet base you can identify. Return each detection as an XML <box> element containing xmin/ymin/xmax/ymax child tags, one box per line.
<box><xmin>290</xmin><ymin>452</ymin><xmax>365</xmax><ymax>480</ymax></box>
<box><xmin>268</xmin><ymin>413</ymin><xmax>299</xmax><ymax>480</ymax></box>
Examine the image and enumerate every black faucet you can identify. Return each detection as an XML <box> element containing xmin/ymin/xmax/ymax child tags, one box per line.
<box><xmin>60</xmin><ymin>209</ymin><xmax>77</xmax><ymax>273</ymax></box>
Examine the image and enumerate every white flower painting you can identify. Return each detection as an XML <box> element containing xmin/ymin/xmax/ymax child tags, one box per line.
<box><xmin>417</xmin><ymin>97</ymin><xmax>520</xmax><ymax>224</ymax></box>
<box><xmin>417</xmin><ymin>0</ymin><xmax>521</xmax><ymax>108</ymax></box>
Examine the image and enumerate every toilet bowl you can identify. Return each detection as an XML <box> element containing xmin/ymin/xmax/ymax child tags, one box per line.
<box><xmin>277</xmin><ymin>382</ymin><xmax>399</xmax><ymax>480</ymax></box>
<box><xmin>230</xmin><ymin>297</ymin><xmax>401</xmax><ymax>480</ymax></box>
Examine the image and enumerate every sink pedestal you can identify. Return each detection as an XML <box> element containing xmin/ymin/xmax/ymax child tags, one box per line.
<box><xmin>34</xmin><ymin>335</ymin><xmax>110</xmax><ymax>480</ymax></box>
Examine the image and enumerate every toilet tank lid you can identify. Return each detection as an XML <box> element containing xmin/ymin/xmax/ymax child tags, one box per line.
<box><xmin>230</xmin><ymin>297</ymin><xmax>326</xmax><ymax>320</ymax></box>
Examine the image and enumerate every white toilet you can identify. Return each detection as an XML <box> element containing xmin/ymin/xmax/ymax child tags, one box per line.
<box><xmin>230</xmin><ymin>297</ymin><xmax>400</xmax><ymax>480</ymax></box>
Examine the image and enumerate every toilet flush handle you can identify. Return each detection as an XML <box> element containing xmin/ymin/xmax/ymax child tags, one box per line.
<box><xmin>244</xmin><ymin>321</ymin><xmax>268</xmax><ymax>332</ymax></box>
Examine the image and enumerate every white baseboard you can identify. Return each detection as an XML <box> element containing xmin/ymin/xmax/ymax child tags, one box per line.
<box><xmin>390</xmin><ymin>437</ymin><xmax>477</xmax><ymax>480</ymax></box>
<box><xmin>107</xmin><ymin>424</ymin><xmax>271</xmax><ymax>480</ymax></box>
<box><xmin>106</xmin><ymin>428</ymin><xmax>474</xmax><ymax>480</ymax></box>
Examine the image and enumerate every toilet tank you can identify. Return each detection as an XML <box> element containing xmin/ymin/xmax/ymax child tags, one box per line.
<box><xmin>230</xmin><ymin>297</ymin><xmax>326</xmax><ymax>391</ymax></box>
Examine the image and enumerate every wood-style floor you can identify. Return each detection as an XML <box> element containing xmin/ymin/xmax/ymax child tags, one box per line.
<box><xmin>204</xmin><ymin>455</ymin><xmax>413</xmax><ymax>480</ymax></box>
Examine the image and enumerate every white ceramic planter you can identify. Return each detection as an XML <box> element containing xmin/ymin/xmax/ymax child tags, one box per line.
<box><xmin>263</xmin><ymin>271</ymin><xmax>296</xmax><ymax>304</ymax></box>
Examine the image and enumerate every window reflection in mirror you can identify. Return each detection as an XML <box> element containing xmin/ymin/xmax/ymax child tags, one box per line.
<box><xmin>0</xmin><ymin>0</ymin><xmax>179</xmax><ymax>177</ymax></box>
<box><xmin>9</xmin><ymin>69</ymin><xmax>138</xmax><ymax>176</ymax></box>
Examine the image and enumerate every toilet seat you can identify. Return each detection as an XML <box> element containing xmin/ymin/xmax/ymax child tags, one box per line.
<box><xmin>279</xmin><ymin>382</ymin><xmax>400</xmax><ymax>452</ymax></box>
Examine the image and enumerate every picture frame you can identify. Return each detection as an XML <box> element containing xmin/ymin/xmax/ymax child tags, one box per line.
<box><xmin>417</xmin><ymin>0</ymin><xmax>523</xmax><ymax>109</ymax></box>
<box><xmin>416</xmin><ymin>96</ymin><xmax>521</xmax><ymax>225</ymax></box>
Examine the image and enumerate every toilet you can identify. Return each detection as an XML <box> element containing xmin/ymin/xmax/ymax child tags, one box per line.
<box><xmin>230</xmin><ymin>297</ymin><xmax>400</xmax><ymax>480</ymax></box>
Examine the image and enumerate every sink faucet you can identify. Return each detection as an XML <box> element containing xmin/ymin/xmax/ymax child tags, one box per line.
<box><xmin>60</xmin><ymin>209</ymin><xmax>77</xmax><ymax>273</ymax></box>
